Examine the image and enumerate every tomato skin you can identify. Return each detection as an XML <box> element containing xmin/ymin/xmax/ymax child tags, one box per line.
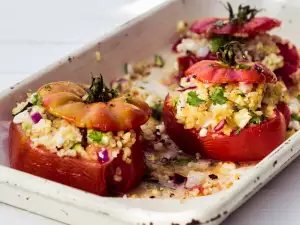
<box><xmin>9</xmin><ymin>123</ymin><xmax>145</xmax><ymax>196</ymax></box>
<box><xmin>277</xmin><ymin>102</ymin><xmax>291</xmax><ymax>128</ymax></box>
<box><xmin>163</xmin><ymin>95</ymin><xmax>286</xmax><ymax>162</ymax></box>
<box><xmin>185</xmin><ymin>60</ymin><xmax>277</xmax><ymax>84</ymax></box>
<box><xmin>190</xmin><ymin>17</ymin><xmax>281</xmax><ymax>37</ymax></box>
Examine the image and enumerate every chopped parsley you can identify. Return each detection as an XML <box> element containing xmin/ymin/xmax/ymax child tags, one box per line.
<box><xmin>235</xmin><ymin>129</ymin><xmax>241</xmax><ymax>135</ymax></box>
<box><xmin>151</xmin><ymin>102</ymin><xmax>163</xmax><ymax>121</ymax></box>
<box><xmin>88</xmin><ymin>130</ymin><xmax>103</xmax><ymax>143</ymax></box>
<box><xmin>249</xmin><ymin>115</ymin><xmax>266</xmax><ymax>124</ymax></box>
<box><xmin>172</xmin><ymin>158</ymin><xmax>193</xmax><ymax>165</ymax></box>
<box><xmin>238</xmin><ymin>93</ymin><xmax>246</xmax><ymax>97</ymax></box>
<box><xmin>210</xmin><ymin>35</ymin><xmax>244</xmax><ymax>53</ymax></box>
<box><xmin>187</xmin><ymin>91</ymin><xmax>206</xmax><ymax>106</ymax></box>
<box><xmin>154</xmin><ymin>55</ymin><xmax>165</xmax><ymax>68</ymax></box>
<box><xmin>292</xmin><ymin>114</ymin><xmax>300</xmax><ymax>122</ymax></box>
<box><xmin>210</xmin><ymin>87</ymin><xmax>227</xmax><ymax>105</ymax></box>
<box><xmin>236</xmin><ymin>63</ymin><xmax>251</xmax><ymax>70</ymax></box>
<box><xmin>31</xmin><ymin>93</ymin><xmax>41</xmax><ymax>106</ymax></box>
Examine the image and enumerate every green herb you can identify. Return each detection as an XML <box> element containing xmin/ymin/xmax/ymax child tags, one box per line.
<box><xmin>88</xmin><ymin>130</ymin><xmax>103</xmax><ymax>143</ymax></box>
<box><xmin>235</xmin><ymin>129</ymin><xmax>241</xmax><ymax>135</ymax></box>
<box><xmin>211</xmin><ymin>35</ymin><xmax>229</xmax><ymax>53</ymax></box>
<box><xmin>210</xmin><ymin>87</ymin><xmax>227</xmax><ymax>105</ymax></box>
<box><xmin>31</xmin><ymin>93</ymin><xmax>41</xmax><ymax>106</ymax></box>
<box><xmin>83</xmin><ymin>75</ymin><xmax>118</xmax><ymax>104</ymax></box>
<box><xmin>249</xmin><ymin>115</ymin><xmax>266</xmax><ymax>124</ymax></box>
<box><xmin>238</xmin><ymin>93</ymin><xmax>246</xmax><ymax>97</ymax></box>
<box><xmin>172</xmin><ymin>158</ymin><xmax>193</xmax><ymax>166</ymax></box>
<box><xmin>125</xmin><ymin>96</ymin><xmax>133</xmax><ymax>104</ymax></box>
<box><xmin>187</xmin><ymin>91</ymin><xmax>206</xmax><ymax>106</ymax></box>
<box><xmin>224</xmin><ymin>2</ymin><xmax>262</xmax><ymax>26</ymax></box>
<box><xmin>292</xmin><ymin>114</ymin><xmax>300</xmax><ymax>122</ymax></box>
<box><xmin>236</xmin><ymin>63</ymin><xmax>251</xmax><ymax>70</ymax></box>
<box><xmin>217</xmin><ymin>41</ymin><xmax>245</xmax><ymax>66</ymax></box>
<box><xmin>151</xmin><ymin>102</ymin><xmax>163</xmax><ymax>121</ymax></box>
<box><xmin>154</xmin><ymin>55</ymin><xmax>165</xmax><ymax>68</ymax></box>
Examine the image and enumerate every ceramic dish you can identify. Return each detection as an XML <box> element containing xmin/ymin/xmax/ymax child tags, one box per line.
<box><xmin>1</xmin><ymin>0</ymin><xmax>300</xmax><ymax>224</ymax></box>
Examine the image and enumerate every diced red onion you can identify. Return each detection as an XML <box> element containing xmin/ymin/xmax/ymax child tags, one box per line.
<box><xmin>172</xmin><ymin>173</ymin><xmax>187</xmax><ymax>185</ymax></box>
<box><xmin>214</xmin><ymin>120</ymin><xmax>225</xmax><ymax>132</ymax></box>
<box><xmin>177</xmin><ymin>86</ymin><xmax>197</xmax><ymax>92</ymax></box>
<box><xmin>31</xmin><ymin>112</ymin><xmax>42</xmax><ymax>124</ymax></box>
<box><xmin>97</xmin><ymin>148</ymin><xmax>110</xmax><ymax>164</ymax></box>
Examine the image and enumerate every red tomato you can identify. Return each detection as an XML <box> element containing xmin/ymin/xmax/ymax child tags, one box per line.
<box><xmin>9</xmin><ymin>123</ymin><xmax>145</xmax><ymax>196</ymax></box>
<box><xmin>38</xmin><ymin>82</ymin><xmax>151</xmax><ymax>132</ymax></box>
<box><xmin>163</xmin><ymin>95</ymin><xmax>287</xmax><ymax>162</ymax></box>
<box><xmin>185</xmin><ymin>60</ymin><xmax>277</xmax><ymax>84</ymax></box>
<box><xmin>190</xmin><ymin>17</ymin><xmax>281</xmax><ymax>37</ymax></box>
<box><xmin>277</xmin><ymin>102</ymin><xmax>291</xmax><ymax>128</ymax></box>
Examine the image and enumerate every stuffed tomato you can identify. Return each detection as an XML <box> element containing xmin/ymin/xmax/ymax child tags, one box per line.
<box><xmin>171</xmin><ymin>3</ymin><xmax>299</xmax><ymax>87</ymax></box>
<box><xmin>163</xmin><ymin>48</ymin><xmax>290</xmax><ymax>161</ymax></box>
<box><xmin>9</xmin><ymin>76</ymin><xmax>151</xmax><ymax>196</ymax></box>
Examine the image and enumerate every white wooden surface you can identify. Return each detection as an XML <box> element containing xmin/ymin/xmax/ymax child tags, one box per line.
<box><xmin>0</xmin><ymin>0</ymin><xmax>299</xmax><ymax>224</ymax></box>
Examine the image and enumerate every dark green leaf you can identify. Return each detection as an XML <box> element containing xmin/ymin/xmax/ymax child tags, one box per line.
<box><xmin>187</xmin><ymin>91</ymin><xmax>206</xmax><ymax>106</ymax></box>
<box><xmin>151</xmin><ymin>102</ymin><xmax>163</xmax><ymax>121</ymax></box>
<box><xmin>172</xmin><ymin>158</ymin><xmax>193</xmax><ymax>165</ymax></box>
<box><xmin>84</xmin><ymin>75</ymin><xmax>118</xmax><ymax>104</ymax></box>
<box><xmin>210</xmin><ymin>87</ymin><xmax>227</xmax><ymax>105</ymax></box>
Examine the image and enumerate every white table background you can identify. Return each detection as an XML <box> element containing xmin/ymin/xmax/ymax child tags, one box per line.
<box><xmin>0</xmin><ymin>0</ymin><xmax>300</xmax><ymax>224</ymax></box>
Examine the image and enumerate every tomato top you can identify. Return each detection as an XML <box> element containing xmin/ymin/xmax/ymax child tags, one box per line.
<box><xmin>38</xmin><ymin>78</ymin><xmax>151</xmax><ymax>131</ymax></box>
<box><xmin>185</xmin><ymin>60</ymin><xmax>277</xmax><ymax>84</ymax></box>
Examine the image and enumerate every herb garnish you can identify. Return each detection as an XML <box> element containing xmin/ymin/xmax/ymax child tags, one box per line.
<box><xmin>154</xmin><ymin>55</ymin><xmax>165</xmax><ymax>68</ymax></box>
<box><xmin>249</xmin><ymin>115</ymin><xmax>266</xmax><ymax>124</ymax></box>
<box><xmin>292</xmin><ymin>114</ymin><xmax>300</xmax><ymax>122</ymax></box>
<box><xmin>224</xmin><ymin>2</ymin><xmax>262</xmax><ymax>26</ymax></box>
<box><xmin>83</xmin><ymin>75</ymin><xmax>118</xmax><ymax>104</ymax></box>
<box><xmin>171</xmin><ymin>158</ymin><xmax>194</xmax><ymax>166</ymax></box>
<box><xmin>187</xmin><ymin>91</ymin><xmax>206</xmax><ymax>106</ymax></box>
<box><xmin>235</xmin><ymin>128</ymin><xmax>241</xmax><ymax>135</ymax></box>
<box><xmin>31</xmin><ymin>93</ymin><xmax>42</xmax><ymax>106</ymax></box>
<box><xmin>217</xmin><ymin>41</ymin><xmax>246</xmax><ymax>66</ymax></box>
<box><xmin>151</xmin><ymin>102</ymin><xmax>163</xmax><ymax>121</ymax></box>
<box><xmin>88</xmin><ymin>130</ymin><xmax>103</xmax><ymax>143</ymax></box>
<box><xmin>210</xmin><ymin>87</ymin><xmax>227</xmax><ymax>105</ymax></box>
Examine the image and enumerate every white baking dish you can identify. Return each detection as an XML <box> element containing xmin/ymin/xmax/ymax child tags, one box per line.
<box><xmin>1</xmin><ymin>0</ymin><xmax>300</xmax><ymax>224</ymax></box>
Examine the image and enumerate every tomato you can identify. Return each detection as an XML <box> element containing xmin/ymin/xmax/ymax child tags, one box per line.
<box><xmin>190</xmin><ymin>17</ymin><xmax>281</xmax><ymax>37</ymax></box>
<box><xmin>274</xmin><ymin>40</ymin><xmax>300</xmax><ymax>87</ymax></box>
<box><xmin>162</xmin><ymin>95</ymin><xmax>287</xmax><ymax>162</ymax></box>
<box><xmin>185</xmin><ymin>60</ymin><xmax>277</xmax><ymax>84</ymax></box>
<box><xmin>9</xmin><ymin>123</ymin><xmax>145</xmax><ymax>196</ymax></box>
<box><xmin>38</xmin><ymin>81</ymin><xmax>151</xmax><ymax>132</ymax></box>
<box><xmin>277</xmin><ymin>102</ymin><xmax>291</xmax><ymax>128</ymax></box>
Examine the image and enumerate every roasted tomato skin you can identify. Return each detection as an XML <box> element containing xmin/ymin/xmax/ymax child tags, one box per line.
<box><xmin>277</xmin><ymin>102</ymin><xmax>291</xmax><ymax>128</ymax></box>
<box><xmin>163</xmin><ymin>95</ymin><xmax>286</xmax><ymax>162</ymax></box>
<box><xmin>185</xmin><ymin>60</ymin><xmax>277</xmax><ymax>84</ymax></box>
<box><xmin>9</xmin><ymin>123</ymin><xmax>145</xmax><ymax>196</ymax></box>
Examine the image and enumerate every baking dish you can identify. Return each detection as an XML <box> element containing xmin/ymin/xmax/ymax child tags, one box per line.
<box><xmin>1</xmin><ymin>0</ymin><xmax>300</xmax><ymax>224</ymax></box>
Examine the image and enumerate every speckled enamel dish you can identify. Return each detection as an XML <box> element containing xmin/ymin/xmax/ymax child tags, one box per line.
<box><xmin>0</xmin><ymin>0</ymin><xmax>300</xmax><ymax>224</ymax></box>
